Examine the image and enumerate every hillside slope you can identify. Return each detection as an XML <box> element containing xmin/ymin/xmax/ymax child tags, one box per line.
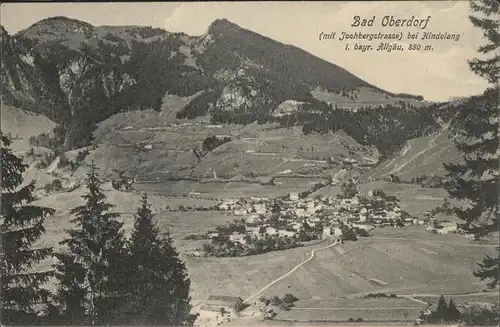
<box><xmin>1</xmin><ymin>16</ymin><xmax>423</xmax><ymax>151</ymax></box>
<box><xmin>364</xmin><ymin>131</ymin><xmax>459</xmax><ymax>181</ymax></box>
<box><xmin>0</xmin><ymin>103</ymin><xmax>57</xmax><ymax>152</ymax></box>
<box><xmin>362</xmin><ymin>97</ymin><xmax>477</xmax><ymax>181</ymax></box>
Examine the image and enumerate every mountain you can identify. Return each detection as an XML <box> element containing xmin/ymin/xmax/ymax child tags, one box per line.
<box><xmin>1</xmin><ymin>17</ymin><xmax>413</xmax><ymax>149</ymax></box>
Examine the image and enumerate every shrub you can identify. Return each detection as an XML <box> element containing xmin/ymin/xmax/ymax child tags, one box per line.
<box><xmin>258</xmin><ymin>296</ymin><xmax>270</xmax><ymax>306</ymax></box>
<box><xmin>43</xmin><ymin>179</ymin><xmax>63</xmax><ymax>193</ymax></box>
<box><xmin>76</xmin><ymin>149</ymin><xmax>89</xmax><ymax>163</ymax></box>
<box><xmin>282</xmin><ymin>293</ymin><xmax>299</xmax><ymax>304</ymax></box>
<box><xmin>269</xmin><ymin>296</ymin><xmax>281</xmax><ymax>306</ymax></box>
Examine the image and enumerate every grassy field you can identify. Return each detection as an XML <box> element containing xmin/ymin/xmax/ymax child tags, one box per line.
<box><xmin>1</xmin><ymin>103</ymin><xmax>57</xmax><ymax>152</ymax></box>
<box><xmin>246</xmin><ymin>227</ymin><xmax>497</xmax><ymax>301</ymax></box>
<box><xmin>186</xmin><ymin>246</ymin><xmax>316</xmax><ymax>300</ymax></box>
<box><xmin>414</xmin><ymin>294</ymin><xmax>499</xmax><ymax>308</ymax></box>
<box><xmin>358</xmin><ymin>182</ymin><xmax>449</xmax><ymax>216</ymax></box>
<box><xmin>183</xmin><ymin>227</ymin><xmax>497</xmax><ymax>303</ymax></box>
<box><xmin>92</xmin><ymin>109</ymin><xmax>377</xmax><ymax>180</ymax></box>
<box><xmin>312</xmin><ymin>182</ymin><xmax>448</xmax><ymax>217</ymax></box>
<box><xmin>135</xmin><ymin>178</ymin><xmax>326</xmax><ymax>199</ymax></box>
<box><xmin>276</xmin><ymin>297</ymin><xmax>425</xmax><ymax>322</ymax></box>
<box><xmin>310</xmin><ymin>87</ymin><xmax>428</xmax><ymax>110</ymax></box>
<box><xmin>31</xmin><ymin>186</ymin><xmax>498</xmax><ymax>314</ymax></box>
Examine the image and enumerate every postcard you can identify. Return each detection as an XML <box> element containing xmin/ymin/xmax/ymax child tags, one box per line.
<box><xmin>1</xmin><ymin>1</ymin><xmax>498</xmax><ymax>326</ymax></box>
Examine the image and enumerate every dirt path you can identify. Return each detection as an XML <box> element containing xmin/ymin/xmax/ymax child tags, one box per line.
<box><xmin>370</xmin><ymin>237</ymin><xmax>498</xmax><ymax>248</ymax></box>
<box><xmin>243</xmin><ymin>240</ymin><xmax>340</xmax><ymax>303</ymax></box>
<box><xmin>292</xmin><ymin>306</ymin><xmax>424</xmax><ymax>310</ymax></box>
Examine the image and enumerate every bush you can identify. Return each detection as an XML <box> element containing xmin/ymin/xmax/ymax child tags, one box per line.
<box><xmin>76</xmin><ymin>149</ymin><xmax>89</xmax><ymax>163</ymax></box>
<box><xmin>269</xmin><ymin>296</ymin><xmax>281</xmax><ymax>306</ymax></box>
<box><xmin>44</xmin><ymin>179</ymin><xmax>63</xmax><ymax>193</ymax></box>
<box><xmin>258</xmin><ymin>296</ymin><xmax>270</xmax><ymax>306</ymax></box>
<box><xmin>282</xmin><ymin>293</ymin><xmax>299</xmax><ymax>304</ymax></box>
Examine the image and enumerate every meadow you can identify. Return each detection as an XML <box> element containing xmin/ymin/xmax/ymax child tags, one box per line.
<box><xmin>134</xmin><ymin>177</ymin><xmax>326</xmax><ymax>199</ymax></box>
<box><xmin>276</xmin><ymin>297</ymin><xmax>425</xmax><ymax>322</ymax></box>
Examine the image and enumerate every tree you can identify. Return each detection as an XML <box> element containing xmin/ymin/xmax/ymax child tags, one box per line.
<box><xmin>427</xmin><ymin>295</ymin><xmax>449</xmax><ymax>323</ymax></box>
<box><xmin>54</xmin><ymin>162</ymin><xmax>128</xmax><ymax>325</ymax></box>
<box><xmin>444</xmin><ymin>0</ymin><xmax>499</xmax><ymax>289</ymax></box>
<box><xmin>340</xmin><ymin>179</ymin><xmax>358</xmax><ymax>198</ymax></box>
<box><xmin>1</xmin><ymin>135</ymin><xmax>56</xmax><ymax>325</ymax></box>
<box><xmin>340</xmin><ymin>225</ymin><xmax>358</xmax><ymax>242</ymax></box>
<box><xmin>446</xmin><ymin>299</ymin><xmax>461</xmax><ymax>322</ymax></box>
<box><xmin>122</xmin><ymin>193</ymin><xmax>192</xmax><ymax>325</ymax></box>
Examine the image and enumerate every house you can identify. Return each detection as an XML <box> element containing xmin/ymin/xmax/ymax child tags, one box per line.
<box><xmin>288</xmin><ymin>222</ymin><xmax>302</xmax><ymax>231</ymax></box>
<box><xmin>333</xmin><ymin>227</ymin><xmax>343</xmax><ymax>237</ymax></box>
<box><xmin>234</xmin><ymin>209</ymin><xmax>248</xmax><ymax>216</ymax></box>
<box><xmin>436</xmin><ymin>222</ymin><xmax>458</xmax><ymax>234</ymax></box>
<box><xmin>295</xmin><ymin>208</ymin><xmax>307</xmax><ymax>218</ymax></box>
<box><xmin>218</xmin><ymin>203</ymin><xmax>230</xmax><ymax>211</ymax></box>
<box><xmin>265</xmin><ymin>227</ymin><xmax>278</xmax><ymax>236</ymax></box>
<box><xmin>229</xmin><ymin>233</ymin><xmax>248</xmax><ymax>244</ymax></box>
<box><xmin>246</xmin><ymin>215</ymin><xmax>259</xmax><ymax>223</ymax></box>
<box><xmin>245</xmin><ymin>223</ymin><xmax>261</xmax><ymax>235</ymax></box>
<box><xmin>202</xmin><ymin>295</ymin><xmax>244</xmax><ymax>313</ymax></box>
<box><xmin>352</xmin><ymin>223</ymin><xmax>375</xmax><ymax>231</ymax></box>
<box><xmin>323</xmin><ymin>225</ymin><xmax>342</xmax><ymax>238</ymax></box>
<box><xmin>278</xmin><ymin>230</ymin><xmax>296</xmax><ymax>237</ymax></box>
<box><xmin>253</xmin><ymin>204</ymin><xmax>266</xmax><ymax>215</ymax></box>
<box><xmin>322</xmin><ymin>226</ymin><xmax>332</xmax><ymax>238</ymax></box>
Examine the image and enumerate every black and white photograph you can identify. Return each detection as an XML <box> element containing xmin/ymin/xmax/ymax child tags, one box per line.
<box><xmin>0</xmin><ymin>1</ymin><xmax>498</xmax><ymax>326</ymax></box>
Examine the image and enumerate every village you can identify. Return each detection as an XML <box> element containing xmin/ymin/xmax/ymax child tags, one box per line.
<box><xmin>184</xmin><ymin>180</ymin><xmax>457</xmax><ymax>258</ymax></box>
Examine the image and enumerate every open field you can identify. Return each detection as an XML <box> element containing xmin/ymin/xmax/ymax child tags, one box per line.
<box><xmin>34</xmin><ymin>195</ymin><xmax>498</xmax><ymax>303</ymax></box>
<box><xmin>240</xmin><ymin>227</ymin><xmax>496</xmax><ymax>301</ymax></box>
<box><xmin>0</xmin><ymin>103</ymin><xmax>57</xmax><ymax>152</ymax></box>
<box><xmin>92</xmin><ymin>110</ymin><xmax>377</xmax><ymax>179</ymax></box>
<box><xmin>414</xmin><ymin>294</ymin><xmax>499</xmax><ymax>308</ymax></box>
<box><xmin>359</xmin><ymin>182</ymin><xmax>449</xmax><ymax>217</ymax></box>
<box><xmin>276</xmin><ymin>297</ymin><xmax>425</xmax><ymax>322</ymax></box>
<box><xmin>226</xmin><ymin>321</ymin><xmax>416</xmax><ymax>327</ymax></box>
<box><xmin>134</xmin><ymin>177</ymin><xmax>327</xmax><ymax>199</ymax></box>
<box><xmin>312</xmin><ymin>182</ymin><xmax>448</xmax><ymax>217</ymax></box>
<box><xmin>311</xmin><ymin>87</ymin><xmax>428</xmax><ymax>110</ymax></box>
<box><xmin>186</xmin><ymin>246</ymin><xmax>317</xmax><ymax>300</ymax></box>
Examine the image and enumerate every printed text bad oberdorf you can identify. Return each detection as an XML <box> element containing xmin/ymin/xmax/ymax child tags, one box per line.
<box><xmin>351</xmin><ymin>16</ymin><xmax>432</xmax><ymax>30</ymax></box>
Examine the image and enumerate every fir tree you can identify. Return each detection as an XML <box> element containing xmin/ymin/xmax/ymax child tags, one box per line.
<box><xmin>431</xmin><ymin>295</ymin><xmax>449</xmax><ymax>323</ymax></box>
<box><xmin>53</xmin><ymin>162</ymin><xmax>128</xmax><ymax>325</ymax></box>
<box><xmin>1</xmin><ymin>135</ymin><xmax>55</xmax><ymax>325</ymax></box>
<box><xmin>444</xmin><ymin>0</ymin><xmax>499</xmax><ymax>289</ymax></box>
<box><xmin>120</xmin><ymin>193</ymin><xmax>192</xmax><ymax>325</ymax></box>
<box><xmin>446</xmin><ymin>298</ymin><xmax>461</xmax><ymax>322</ymax></box>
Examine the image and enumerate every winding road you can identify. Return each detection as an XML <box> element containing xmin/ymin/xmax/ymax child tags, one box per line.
<box><xmin>243</xmin><ymin>239</ymin><xmax>340</xmax><ymax>303</ymax></box>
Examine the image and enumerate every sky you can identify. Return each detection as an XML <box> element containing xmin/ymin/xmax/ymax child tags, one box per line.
<box><xmin>0</xmin><ymin>1</ymin><xmax>491</xmax><ymax>101</ymax></box>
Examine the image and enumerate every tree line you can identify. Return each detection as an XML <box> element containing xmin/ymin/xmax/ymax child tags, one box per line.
<box><xmin>1</xmin><ymin>135</ymin><xmax>193</xmax><ymax>326</ymax></box>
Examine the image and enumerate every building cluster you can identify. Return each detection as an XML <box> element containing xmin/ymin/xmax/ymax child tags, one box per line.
<box><xmin>192</xmin><ymin>188</ymin><xmax>430</xmax><ymax>257</ymax></box>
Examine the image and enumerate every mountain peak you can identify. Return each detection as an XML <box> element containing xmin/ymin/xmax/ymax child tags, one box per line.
<box><xmin>207</xmin><ymin>19</ymin><xmax>241</xmax><ymax>33</ymax></box>
<box><xmin>17</xmin><ymin>16</ymin><xmax>95</xmax><ymax>40</ymax></box>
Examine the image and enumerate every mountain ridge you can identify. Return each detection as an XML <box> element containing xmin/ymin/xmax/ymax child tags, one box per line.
<box><xmin>2</xmin><ymin>16</ymin><xmax>431</xmax><ymax>155</ymax></box>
